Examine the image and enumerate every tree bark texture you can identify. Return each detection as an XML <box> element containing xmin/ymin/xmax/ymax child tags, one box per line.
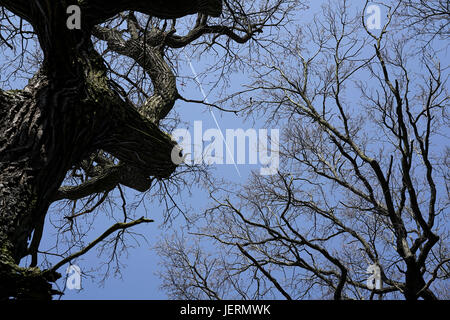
<box><xmin>0</xmin><ymin>0</ymin><xmax>220</xmax><ymax>299</ymax></box>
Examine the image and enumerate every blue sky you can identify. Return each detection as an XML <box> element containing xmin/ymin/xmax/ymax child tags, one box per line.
<box><xmin>9</xmin><ymin>0</ymin><xmax>363</xmax><ymax>300</ymax></box>
<box><xmin>3</xmin><ymin>1</ymin><xmax>448</xmax><ymax>299</ymax></box>
<box><xmin>52</xmin><ymin>0</ymin><xmax>353</xmax><ymax>299</ymax></box>
<box><xmin>48</xmin><ymin>3</ymin><xmax>327</xmax><ymax>299</ymax></box>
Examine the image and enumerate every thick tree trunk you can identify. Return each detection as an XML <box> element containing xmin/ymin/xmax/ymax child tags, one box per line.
<box><xmin>404</xmin><ymin>260</ymin><xmax>437</xmax><ymax>300</ymax></box>
<box><xmin>0</xmin><ymin>37</ymin><xmax>176</xmax><ymax>302</ymax></box>
<box><xmin>0</xmin><ymin>68</ymin><xmax>176</xmax><ymax>299</ymax></box>
<box><xmin>0</xmin><ymin>78</ymin><xmax>94</xmax><ymax>298</ymax></box>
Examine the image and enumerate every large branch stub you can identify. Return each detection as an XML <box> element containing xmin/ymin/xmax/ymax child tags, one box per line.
<box><xmin>100</xmin><ymin>96</ymin><xmax>178</xmax><ymax>179</ymax></box>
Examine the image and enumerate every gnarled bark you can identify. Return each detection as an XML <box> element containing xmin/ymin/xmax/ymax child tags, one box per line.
<box><xmin>0</xmin><ymin>0</ymin><xmax>220</xmax><ymax>299</ymax></box>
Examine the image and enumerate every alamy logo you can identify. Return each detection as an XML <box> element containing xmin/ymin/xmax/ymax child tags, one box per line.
<box><xmin>367</xmin><ymin>264</ymin><xmax>382</xmax><ymax>290</ymax></box>
<box><xmin>366</xmin><ymin>4</ymin><xmax>381</xmax><ymax>30</ymax></box>
<box><xmin>66</xmin><ymin>5</ymin><xmax>81</xmax><ymax>30</ymax></box>
<box><xmin>171</xmin><ymin>121</ymin><xmax>279</xmax><ymax>176</ymax></box>
<box><xmin>66</xmin><ymin>264</ymin><xmax>82</xmax><ymax>290</ymax></box>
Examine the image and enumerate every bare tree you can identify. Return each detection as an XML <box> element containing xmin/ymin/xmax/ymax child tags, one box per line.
<box><xmin>399</xmin><ymin>0</ymin><xmax>449</xmax><ymax>41</ymax></box>
<box><xmin>157</xmin><ymin>0</ymin><xmax>449</xmax><ymax>300</ymax></box>
<box><xmin>0</xmin><ymin>0</ymin><xmax>300</xmax><ymax>299</ymax></box>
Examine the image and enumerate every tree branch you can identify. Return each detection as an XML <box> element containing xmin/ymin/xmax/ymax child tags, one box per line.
<box><xmin>54</xmin><ymin>163</ymin><xmax>153</xmax><ymax>201</ymax></box>
<box><xmin>47</xmin><ymin>216</ymin><xmax>153</xmax><ymax>273</ymax></box>
<box><xmin>81</xmin><ymin>0</ymin><xmax>222</xmax><ymax>27</ymax></box>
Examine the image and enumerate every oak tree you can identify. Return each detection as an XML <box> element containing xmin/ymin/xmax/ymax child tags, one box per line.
<box><xmin>0</xmin><ymin>0</ymin><xmax>295</xmax><ymax>299</ymax></box>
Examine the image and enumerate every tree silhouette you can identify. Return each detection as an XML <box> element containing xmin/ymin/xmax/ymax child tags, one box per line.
<box><xmin>0</xmin><ymin>0</ymin><xmax>297</xmax><ymax>299</ymax></box>
<box><xmin>157</xmin><ymin>0</ymin><xmax>449</xmax><ymax>300</ymax></box>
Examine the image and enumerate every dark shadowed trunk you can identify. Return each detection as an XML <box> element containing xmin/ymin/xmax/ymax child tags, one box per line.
<box><xmin>0</xmin><ymin>0</ymin><xmax>191</xmax><ymax>299</ymax></box>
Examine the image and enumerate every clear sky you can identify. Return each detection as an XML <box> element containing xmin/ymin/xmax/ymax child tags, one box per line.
<box><xmin>3</xmin><ymin>0</ymin><xmax>448</xmax><ymax>299</ymax></box>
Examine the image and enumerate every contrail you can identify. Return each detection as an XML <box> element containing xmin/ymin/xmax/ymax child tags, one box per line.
<box><xmin>184</xmin><ymin>52</ymin><xmax>241</xmax><ymax>177</ymax></box>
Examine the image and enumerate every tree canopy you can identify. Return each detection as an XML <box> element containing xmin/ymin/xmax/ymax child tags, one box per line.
<box><xmin>0</xmin><ymin>0</ymin><xmax>448</xmax><ymax>300</ymax></box>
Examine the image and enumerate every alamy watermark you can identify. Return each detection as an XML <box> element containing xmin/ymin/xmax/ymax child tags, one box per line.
<box><xmin>65</xmin><ymin>4</ymin><xmax>383</xmax><ymax>31</ymax></box>
<box><xmin>171</xmin><ymin>121</ymin><xmax>279</xmax><ymax>176</ymax></box>
<box><xmin>66</xmin><ymin>264</ymin><xmax>82</xmax><ymax>290</ymax></box>
<box><xmin>62</xmin><ymin>4</ymin><xmax>376</xmax><ymax>178</ymax></box>
<box><xmin>366</xmin><ymin>4</ymin><xmax>382</xmax><ymax>30</ymax></box>
<box><xmin>66</xmin><ymin>5</ymin><xmax>81</xmax><ymax>30</ymax></box>
<box><xmin>367</xmin><ymin>264</ymin><xmax>382</xmax><ymax>290</ymax></box>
